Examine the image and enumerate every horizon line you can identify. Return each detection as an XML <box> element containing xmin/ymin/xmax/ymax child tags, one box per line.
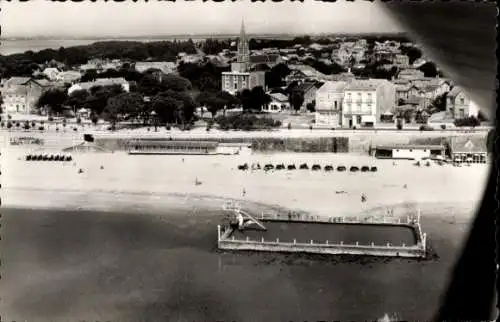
<box><xmin>1</xmin><ymin>31</ymin><xmax>408</xmax><ymax>41</ymax></box>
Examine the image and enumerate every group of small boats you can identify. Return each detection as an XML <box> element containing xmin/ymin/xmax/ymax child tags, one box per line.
<box><xmin>25</xmin><ymin>153</ymin><xmax>73</xmax><ymax>161</ymax></box>
<box><xmin>238</xmin><ymin>163</ymin><xmax>378</xmax><ymax>173</ymax></box>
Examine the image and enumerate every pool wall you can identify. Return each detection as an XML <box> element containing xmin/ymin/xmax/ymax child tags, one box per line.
<box><xmin>217</xmin><ymin>211</ymin><xmax>427</xmax><ymax>259</ymax></box>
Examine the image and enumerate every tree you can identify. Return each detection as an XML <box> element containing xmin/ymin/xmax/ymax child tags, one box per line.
<box><xmin>265</xmin><ymin>63</ymin><xmax>291</xmax><ymax>89</ymax></box>
<box><xmin>151</xmin><ymin>95</ymin><xmax>181</xmax><ymax>125</ymax></box>
<box><xmin>102</xmin><ymin>92</ymin><xmax>144</xmax><ymax>125</ymax></box>
<box><xmin>161</xmin><ymin>74</ymin><xmax>192</xmax><ymax>92</ymax></box>
<box><xmin>37</xmin><ymin>89</ymin><xmax>68</xmax><ymax>116</ymax></box>
<box><xmin>238</xmin><ymin>89</ymin><xmax>253</xmax><ymax>112</ymax></box>
<box><xmin>66</xmin><ymin>89</ymin><xmax>89</xmax><ymax>112</ymax></box>
<box><xmin>431</xmin><ymin>92</ymin><xmax>448</xmax><ymax>112</ymax></box>
<box><xmin>250</xmin><ymin>86</ymin><xmax>271</xmax><ymax>111</ymax></box>
<box><xmin>418</xmin><ymin>62</ymin><xmax>439</xmax><ymax>78</ymax></box>
<box><xmin>289</xmin><ymin>91</ymin><xmax>304</xmax><ymax>114</ymax></box>
<box><xmin>400</xmin><ymin>45</ymin><xmax>422</xmax><ymax>65</ymax></box>
<box><xmin>306</xmin><ymin>100</ymin><xmax>316</xmax><ymax>112</ymax></box>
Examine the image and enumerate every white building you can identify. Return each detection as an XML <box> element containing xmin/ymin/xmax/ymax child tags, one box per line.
<box><xmin>263</xmin><ymin>92</ymin><xmax>290</xmax><ymax>113</ymax></box>
<box><xmin>314</xmin><ymin>81</ymin><xmax>348</xmax><ymax>126</ymax></box>
<box><xmin>135</xmin><ymin>61</ymin><xmax>177</xmax><ymax>74</ymax></box>
<box><xmin>42</xmin><ymin>67</ymin><xmax>61</xmax><ymax>81</ymax></box>
<box><xmin>341</xmin><ymin>79</ymin><xmax>396</xmax><ymax>128</ymax></box>
<box><xmin>67</xmin><ymin>78</ymin><xmax>130</xmax><ymax>96</ymax></box>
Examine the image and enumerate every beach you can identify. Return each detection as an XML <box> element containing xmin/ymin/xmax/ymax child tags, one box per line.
<box><xmin>2</xmin><ymin>148</ymin><xmax>488</xmax><ymax>217</ymax></box>
<box><xmin>0</xmin><ymin>147</ymin><xmax>491</xmax><ymax>321</ymax></box>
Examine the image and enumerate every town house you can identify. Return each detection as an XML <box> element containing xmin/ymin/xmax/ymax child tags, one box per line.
<box><xmin>1</xmin><ymin>77</ymin><xmax>50</xmax><ymax>115</ymax></box>
<box><xmin>289</xmin><ymin>81</ymin><xmax>321</xmax><ymax>112</ymax></box>
<box><xmin>314</xmin><ymin>81</ymin><xmax>348</xmax><ymax>126</ymax></box>
<box><xmin>341</xmin><ymin>79</ymin><xmax>396</xmax><ymax>128</ymax></box>
<box><xmin>397</xmin><ymin>68</ymin><xmax>425</xmax><ymax>80</ymax></box>
<box><xmin>262</xmin><ymin>92</ymin><xmax>290</xmax><ymax>113</ymax></box>
<box><xmin>446</xmin><ymin>86</ymin><xmax>478</xmax><ymax>119</ymax></box>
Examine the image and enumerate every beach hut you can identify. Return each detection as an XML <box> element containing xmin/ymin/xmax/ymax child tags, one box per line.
<box><xmin>361</xmin><ymin>166</ymin><xmax>370</xmax><ymax>172</ymax></box>
<box><xmin>299</xmin><ymin>163</ymin><xmax>309</xmax><ymax>170</ymax></box>
<box><xmin>349</xmin><ymin>166</ymin><xmax>360</xmax><ymax>172</ymax></box>
<box><xmin>324</xmin><ymin>165</ymin><xmax>334</xmax><ymax>172</ymax></box>
<box><xmin>337</xmin><ymin>165</ymin><xmax>346</xmax><ymax>172</ymax></box>
<box><xmin>25</xmin><ymin>154</ymin><xmax>32</xmax><ymax>161</ymax></box>
<box><xmin>370</xmin><ymin>166</ymin><xmax>378</xmax><ymax>172</ymax></box>
<box><xmin>238</xmin><ymin>163</ymin><xmax>249</xmax><ymax>171</ymax></box>
<box><xmin>276</xmin><ymin>164</ymin><xmax>285</xmax><ymax>170</ymax></box>
<box><xmin>264</xmin><ymin>164</ymin><xmax>274</xmax><ymax>171</ymax></box>
<box><xmin>287</xmin><ymin>164</ymin><xmax>296</xmax><ymax>170</ymax></box>
<box><xmin>312</xmin><ymin>164</ymin><xmax>321</xmax><ymax>171</ymax></box>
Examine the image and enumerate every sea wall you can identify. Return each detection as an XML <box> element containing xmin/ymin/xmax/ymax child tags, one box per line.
<box><xmin>87</xmin><ymin>131</ymin><xmax>485</xmax><ymax>154</ymax></box>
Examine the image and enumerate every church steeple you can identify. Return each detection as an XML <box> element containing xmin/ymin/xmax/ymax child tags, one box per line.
<box><xmin>236</xmin><ymin>18</ymin><xmax>250</xmax><ymax>67</ymax></box>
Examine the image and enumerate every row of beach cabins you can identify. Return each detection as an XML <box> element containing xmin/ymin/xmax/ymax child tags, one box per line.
<box><xmin>237</xmin><ymin>163</ymin><xmax>378</xmax><ymax>172</ymax></box>
<box><xmin>25</xmin><ymin>153</ymin><xmax>73</xmax><ymax>161</ymax></box>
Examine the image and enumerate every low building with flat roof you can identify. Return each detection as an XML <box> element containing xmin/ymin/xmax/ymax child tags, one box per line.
<box><xmin>373</xmin><ymin>144</ymin><xmax>445</xmax><ymax>160</ymax></box>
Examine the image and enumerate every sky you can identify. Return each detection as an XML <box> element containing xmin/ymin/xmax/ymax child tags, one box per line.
<box><xmin>1</xmin><ymin>0</ymin><xmax>404</xmax><ymax>38</ymax></box>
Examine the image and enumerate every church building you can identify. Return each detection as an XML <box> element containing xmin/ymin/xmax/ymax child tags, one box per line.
<box><xmin>221</xmin><ymin>20</ymin><xmax>266</xmax><ymax>95</ymax></box>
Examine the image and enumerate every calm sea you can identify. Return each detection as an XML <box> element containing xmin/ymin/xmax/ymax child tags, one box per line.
<box><xmin>0</xmin><ymin>206</ymin><xmax>474</xmax><ymax>321</ymax></box>
<box><xmin>0</xmin><ymin>37</ymin><xmax>207</xmax><ymax>56</ymax></box>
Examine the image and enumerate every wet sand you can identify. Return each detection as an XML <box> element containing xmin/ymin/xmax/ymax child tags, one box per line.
<box><xmin>0</xmin><ymin>205</ymin><xmax>472</xmax><ymax>322</ymax></box>
<box><xmin>231</xmin><ymin>222</ymin><xmax>418</xmax><ymax>246</ymax></box>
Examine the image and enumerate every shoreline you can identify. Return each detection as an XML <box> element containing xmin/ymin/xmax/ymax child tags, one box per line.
<box><xmin>2</xmin><ymin>187</ymin><xmax>479</xmax><ymax>224</ymax></box>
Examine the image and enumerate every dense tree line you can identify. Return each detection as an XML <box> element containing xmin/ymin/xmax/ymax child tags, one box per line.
<box><xmin>0</xmin><ymin>40</ymin><xmax>197</xmax><ymax>78</ymax></box>
<box><xmin>35</xmin><ymin>73</ymin><xmax>198</xmax><ymax>129</ymax></box>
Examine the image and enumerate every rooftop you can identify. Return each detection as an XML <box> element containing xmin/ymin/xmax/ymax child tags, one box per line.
<box><xmin>345</xmin><ymin>79</ymin><xmax>389</xmax><ymax>91</ymax></box>
<box><xmin>450</xmin><ymin>136</ymin><xmax>487</xmax><ymax>153</ymax></box>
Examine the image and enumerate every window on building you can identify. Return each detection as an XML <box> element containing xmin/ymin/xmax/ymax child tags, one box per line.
<box><xmin>460</xmin><ymin>97</ymin><xmax>465</xmax><ymax>105</ymax></box>
<box><xmin>234</xmin><ymin>83</ymin><xmax>238</xmax><ymax>90</ymax></box>
<box><xmin>334</xmin><ymin>101</ymin><xmax>338</xmax><ymax>110</ymax></box>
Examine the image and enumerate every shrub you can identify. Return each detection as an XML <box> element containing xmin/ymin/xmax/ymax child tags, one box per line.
<box><xmin>48</xmin><ymin>116</ymin><xmax>54</xmax><ymax>122</ymax></box>
<box><xmin>0</xmin><ymin>121</ymin><xmax>4</xmax><ymax>128</ymax></box>
<box><xmin>440</xmin><ymin>124</ymin><xmax>446</xmax><ymax>130</ymax></box>
<box><xmin>287</xmin><ymin>122</ymin><xmax>292</xmax><ymax>130</ymax></box>
<box><xmin>23</xmin><ymin>122</ymin><xmax>30</xmax><ymax>130</ymax></box>
<box><xmin>39</xmin><ymin>126</ymin><xmax>45</xmax><ymax>131</ymax></box>
<box><xmin>73</xmin><ymin>127</ymin><xmax>78</xmax><ymax>132</ymax></box>
<box><xmin>454</xmin><ymin>116</ymin><xmax>480</xmax><ymax>127</ymax></box>
<box><xmin>215</xmin><ymin>114</ymin><xmax>280</xmax><ymax>131</ymax></box>
<box><xmin>15</xmin><ymin>122</ymin><xmax>20</xmax><ymax>128</ymax></box>
<box><xmin>31</xmin><ymin>121</ymin><xmax>36</xmax><ymax>128</ymax></box>
<box><xmin>419</xmin><ymin>125</ymin><xmax>434</xmax><ymax>131</ymax></box>
<box><xmin>6</xmin><ymin>121</ymin><xmax>12</xmax><ymax>129</ymax></box>
<box><xmin>309</xmin><ymin>125</ymin><xmax>313</xmax><ymax>131</ymax></box>
<box><xmin>56</xmin><ymin>127</ymin><xmax>59</xmax><ymax>132</ymax></box>
<box><xmin>76</xmin><ymin>117</ymin><xmax>82</xmax><ymax>124</ymax></box>
<box><xmin>396</xmin><ymin>123</ymin><xmax>403</xmax><ymax>130</ymax></box>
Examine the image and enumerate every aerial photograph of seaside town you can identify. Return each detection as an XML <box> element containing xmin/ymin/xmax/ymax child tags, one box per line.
<box><xmin>0</xmin><ymin>1</ymin><xmax>495</xmax><ymax>322</ymax></box>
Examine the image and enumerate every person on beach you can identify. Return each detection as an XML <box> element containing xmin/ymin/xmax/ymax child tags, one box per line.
<box><xmin>242</xmin><ymin>188</ymin><xmax>246</xmax><ymax>197</ymax></box>
<box><xmin>361</xmin><ymin>193</ymin><xmax>367</xmax><ymax>203</ymax></box>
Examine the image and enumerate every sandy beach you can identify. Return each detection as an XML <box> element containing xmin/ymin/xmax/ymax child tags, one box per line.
<box><xmin>2</xmin><ymin>148</ymin><xmax>489</xmax><ymax>219</ymax></box>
